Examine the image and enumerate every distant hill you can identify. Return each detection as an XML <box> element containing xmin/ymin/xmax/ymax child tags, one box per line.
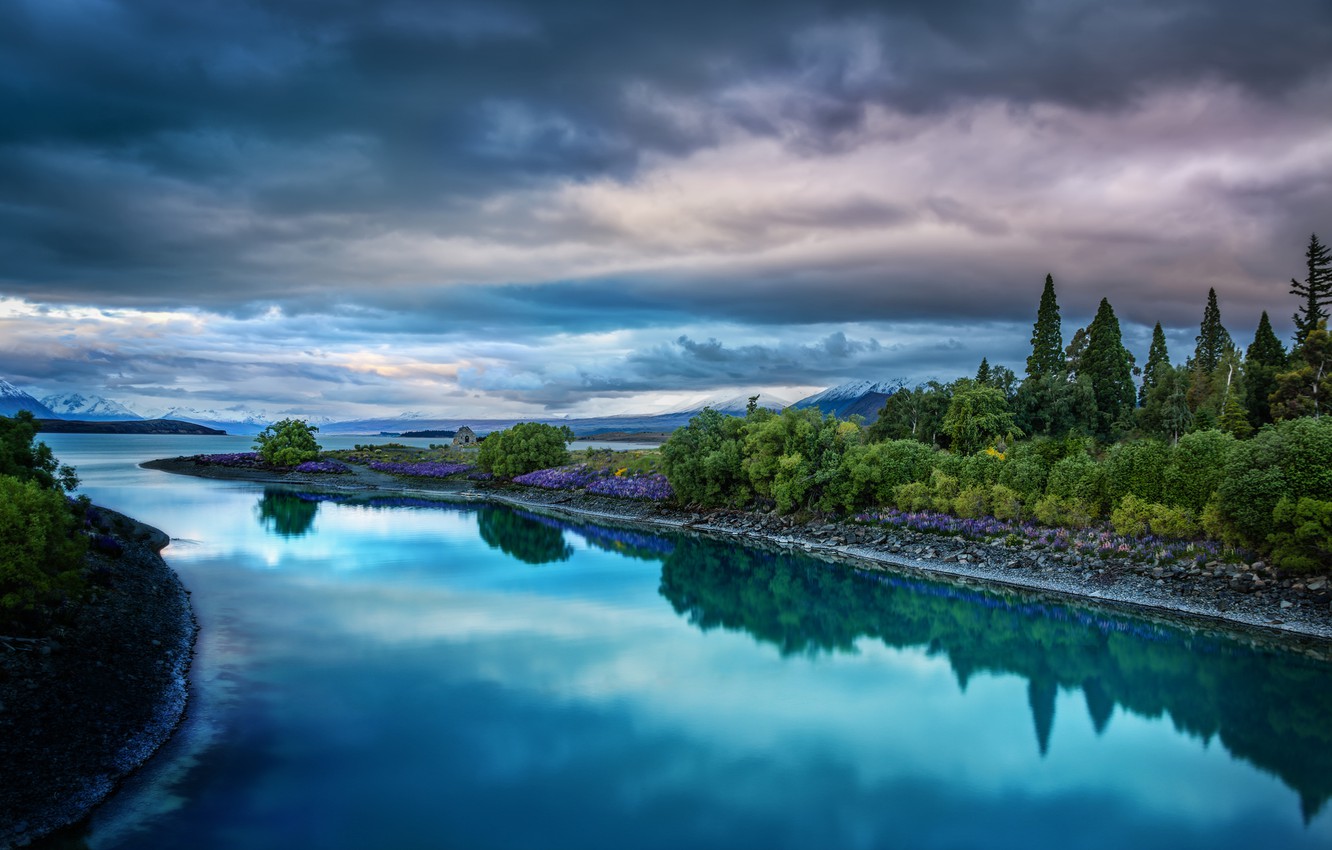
<box><xmin>41</xmin><ymin>392</ymin><xmax>143</xmax><ymax>421</ymax></box>
<box><xmin>35</xmin><ymin>418</ymin><xmax>228</xmax><ymax>435</ymax></box>
<box><xmin>0</xmin><ymin>378</ymin><xmax>56</xmax><ymax>418</ymax></box>
<box><xmin>791</xmin><ymin>380</ymin><xmax>897</xmax><ymax>421</ymax></box>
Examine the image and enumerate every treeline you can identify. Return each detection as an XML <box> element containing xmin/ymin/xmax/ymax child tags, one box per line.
<box><xmin>661</xmin><ymin>234</ymin><xmax>1332</xmax><ymax>571</ymax></box>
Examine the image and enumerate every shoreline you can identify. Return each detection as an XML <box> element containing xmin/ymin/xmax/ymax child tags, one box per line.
<box><xmin>0</xmin><ymin>509</ymin><xmax>196</xmax><ymax>849</ymax></box>
<box><xmin>143</xmin><ymin>456</ymin><xmax>1332</xmax><ymax>651</ymax></box>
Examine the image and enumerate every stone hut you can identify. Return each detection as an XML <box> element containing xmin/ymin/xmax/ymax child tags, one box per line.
<box><xmin>452</xmin><ymin>425</ymin><xmax>477</xmax><ymax>447</ymax></box>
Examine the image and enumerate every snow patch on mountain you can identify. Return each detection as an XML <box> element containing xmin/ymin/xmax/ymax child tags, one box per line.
<box><xmin>0</xmin><ymin>379</ymin><xmax>56</xmax><ymax>417</ymax></box>
<box><xmin>41</xmin><ymin>392</ymin><xmax>143</xmax><ymax>420</ymax></box>
<box><xmin>791</xmin><ymin>380</ymin><xmax>899</xmax><ymax>409</ymax></box>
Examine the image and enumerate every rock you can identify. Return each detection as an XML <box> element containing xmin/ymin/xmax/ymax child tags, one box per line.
<box><xmin>1280</xmin><ymin>600</ymin><xmax>1294</xmax><ymax>609</ymax></box>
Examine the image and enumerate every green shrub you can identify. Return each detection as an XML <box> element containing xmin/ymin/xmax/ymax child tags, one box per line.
<box><xmin>1162</xmin><ymin>429</ymin><xmax>1234</xmax><ymax>513</ymax></box>
<box><xmin>989</xmin><ymin>484</ymin><xmax>1024</xmax><ymax>521</ymax></box>
<box><xmin>928</xmin><ymin>468</ymin><xmax>960</xmax><ymax>513</ymax></box>
<box><xmin>1111</xmin><ymin>494</ymin><xmax>1152</xmax><ymax>537</ymax></box>
<box><xmin>1268</xmin><ymin>497</ymin><xmax>1332</xmax><ymax>573</ymax></box>
<box><xmin>893</xmin><ymin>481</ymin><xmax>932</xmax><ymax>511</ymax></box>
<box><xmin>1148</xmin><ymin>503</ymin><xmax>1201</xmax><ymax>540</ymax></box>
<box><xmin>996</xmin><ymin>441</ymin><xmax>1051</xmax><ymax>502</ymax></box>
<box><xmin>0</xmin><ymin>477</ymin><xmax>87</xmax><ymax>620</ymax></box>
<box><xmin>1034</xmin><ymin>495</ymin><xmax>1095</xmax><ymax>528</ymax></box>
<box><xmin>254</xmin><ymin>418</ymin><xmax>321</xmax><ymax>466</ymax></box>
<box><xmin>478</xmin><ymin>422</ymin><xmax>575</xmax><ymax>480</ymax></box>
<box><xmin>952</xmin><ymin>485</ymin><xmax>990</xmax><ymax>519</ymax></box>
<box><xmin>1103</xmin><ymin>439</ymin><xmax>1169</xmax><ymax>505</ymax></box>
<box><xmin>1045</xmin><ymin>453</ymin><xmax>1105</xmax><ymax>514</ymax></box>
<box><xmin>0</xmin><ymin>410</ymin><xmax>78</xmax><ymax>492</ymax></box>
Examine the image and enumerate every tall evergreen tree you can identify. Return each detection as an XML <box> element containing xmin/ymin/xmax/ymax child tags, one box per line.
<box><xmin>1290</xmin><ymin>233</ymin><xmax>1332</xmax><ymax>349</ymax></box>
<box><xmin>1244</xmin><ymin>311</ymin><xmax>1287</xmax><ymax>427</ymax></box>
<box><xmin>1082</xmin><ymin>298</ymin><xmax>1136</xmax><ymax>439</ymax></box>
<box><xmin>975</xmin><ymin>357</ymin><xmax>992</xmax><ymax>385</ymax></box>
<box><xmin>1138</xmin><ymin>322</ymin><xmax>1170</xmax><ymax>406</ymax></box>
<box><xmin>1025</xmin><ymin>274</ymin><xmax>1064</xmax><ymax>380</ymax></box>
<box><xmin>1271</xmin><ymin>323</ymin><xmax>1332</xmax><ymax>420</ymax></box>
<box><xmin>1186</xmin><ymin>288</ymin><xmax>1235</xmax><ymax>414</ymax></box>
<box><xmin>1192</xmin><ymin>288</ymin><xmax>1234</xmax><ymax>374</ymax></box>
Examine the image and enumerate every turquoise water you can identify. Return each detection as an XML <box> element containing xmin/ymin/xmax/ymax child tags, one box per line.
<box><xmin>31</xmin><ymin>435</ymin><xmax>1332</xmax><ymax>849</ymax></box>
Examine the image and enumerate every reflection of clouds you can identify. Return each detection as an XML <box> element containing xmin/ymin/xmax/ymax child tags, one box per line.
<box><xmin>217</xmin><ymin>571</ymin><xmax>1311</xmax><ymax>829</ymax></box>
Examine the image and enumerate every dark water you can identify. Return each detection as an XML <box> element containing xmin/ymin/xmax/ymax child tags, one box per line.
<box><xmin>30</xmin><ymin>436</ymin><xmax>1332</xmax><ymax>849</ymax></box>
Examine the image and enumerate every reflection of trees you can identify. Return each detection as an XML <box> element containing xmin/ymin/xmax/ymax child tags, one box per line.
<box><xmin>255</xmin><ymin>489</ymin><xmax>320</xmax><ymax>537</ymax></box>
<box><xmin>659</xmin><ymin>538</ymin><xmax>1332</xmax><ymax>819</ymax></box>
<box><xmin>477</xmin><ymin>506</ymin><xmax>574</xmax><ymax>566</ymax></box>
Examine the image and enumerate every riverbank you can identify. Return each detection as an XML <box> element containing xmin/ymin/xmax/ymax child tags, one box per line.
<box><xmin>0</xmin><ymin>509</ymin><xmax>196</xmax><ymax>849</ymax></box>
<box><xmin>142</xmin><ymin>456</ymin><xmax>1332</xmax><ymax>649</ymax></box>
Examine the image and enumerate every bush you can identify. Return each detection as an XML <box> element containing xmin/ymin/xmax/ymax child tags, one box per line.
<box><xmin>661</xmin><ymin>409</ymin><xmax>750</xmax><ymax>507</ymax></box>
<box><xmin>928</xmin><ymin>468</ymin><xmax>959</xmax><ymax>513</ymax></box>
<box><xmin>989</xmin><ymin>484</ymin><xmax>1024</xmax><ymax>521</ymax></box>
<box><xmin>1268</xmin><ymin>497</ymin><xmax>1332</xmax><ymax>573</ymax></box>
<box><xmin>0</xmin><ymin>477</ymin><xmax>87</xmax><ymax>620</ymax></box>
<box><xmin>0</xmin><ymin>410</ymin><xmax>78</xmax><ymax>492</ymax></box>
<box><xmin>254</xmin><ymin>418</ymin><xmax>321</xmax><ymax>467</ymax></box>
<box><xmin>1111</xmin><ymin>494</ymin><xmax>1152</xmax><ymax>538</ymax></box>
<box><xmin>1103</xmin><ymin>439</ymin><xmax>1169</xmax><ymax>505</ymax></box>
<box><xmin>1148</xmin><ymin>503</ymin><xmax>1200</xmax><ymax>540</ymax></box>
<box><xmin>1034</xmin><ymin>495</ymin><xmax>1095</xmax><ymax>529</ymax></box>
<box><xmin>893</xmin><ymin>481</ymin><xmax>932</xmax><ymax>511</ymax></box>
<box><xmin>477</xmin><ymin>422</ymin><xmax>575</xmax><ymax>479</ymax></box>
<box><xmin>1162</xmin><ymin>429</ymin><xmax>1234</xmax><ymax>512</ymax></box>
<box><xmin>1045</xmin><ymin>453</ymin><xmax>1105</xmax><ymax>514</ymax></box>
<box><xmin>952</xmin><ymin>485</ymin><xmax>990</xmax><ymax>519</ymax></box>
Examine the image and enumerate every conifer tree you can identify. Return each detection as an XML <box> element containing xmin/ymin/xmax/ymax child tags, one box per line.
<box><xmin>975</xmin><ymin>357</ymin><xmax>992</xmax><ymax>385</ymax></box>
<box><xmin>1186</xmin><ymin>288</ymin><xmax>1235</xmax><ymax>414</ymax></box>
<box><xmin>1290</xmin><ymin>233</ymin><xmax>1332</xmax><ymax>349</ymax></box>
<box><xmin>1025</xmin><ymin>274</ymin><xmax>1064</xmax><ymax>380</ymax></box>
<box><xmin>1082</xmin><ymin>298</ymin><xmax>1137</xmax><ymax>439</ymax></box>
<box><xmin>1271</xmin><ymin>323</ymin><xmax>1332</xmax><ymax>420</ymax></box>
<box><xmin>1138</xmin><ymin>322</ymin><xmax>1170</xmax><ymax>406</ymax></box>
<box><xmin>1191</xmin><ymin>288</ymin><xmax>1234</xmax><ymax>374</ymax></box>
<box><xmin>1244</xmin><ymin>311</ymin><xmax>1287</xmax><ymax>427</ymax></box>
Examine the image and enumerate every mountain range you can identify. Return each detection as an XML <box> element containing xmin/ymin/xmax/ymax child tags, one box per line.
<box><xmin>1</xmin><ymin>379</ymin><xmax>895</xmax><ymax>435</ymax></box>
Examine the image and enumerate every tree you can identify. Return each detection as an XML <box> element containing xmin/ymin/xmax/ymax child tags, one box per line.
<box><xmin>1271</xmin><ymin>324</ymin><xmax>1332</xmax><ymax>421</ymax></box>
<box><xmin>868</xmin><ymin>381</ymin><xmax>952</xmax><ymax>446</ymax></box>
<box><xmin>1139</xmin><ymin>323</ymin><xmax>1170</xmax><ymax>406</ymax></box>
<box><xmin>0</xmin><ymin>477</ymin><xmax>87</xmax><ymax>619</ymax></box>
<box><xmin>975</xmin><ymin>357</ymin><xmax>992</xmax><ymax>385</ymax></box>
<box><xmin>1082</xmin><ymin>298</ymin><xmax>1137</xmax><ymax>439</ymax></box>
<box><xmin>942</xmin><ymin>385</ymin><xmax>1021</xmax><ymax>455</ymax></box>
<box><xmin>477</xmin><ymin>422</ymin><xmax>575</xmax><ymax>479</ymax></box>
<box><xmin>0</xmin><ymin>410</ymin><xmax>78</xmax><ymax>492</ymax></box>
<box><xmin>1026</xmin><ymin>274</ymin><xmax>1064</xmax><ymax>381</ymax></box>
<box><xmin>1290</xmin><ymin>233</ymin><xmax>1332</xmax><ymax>349</ymax></box>
<box><xmin>253</xmin><ymin>418</ymin><xmax>321</xmax><ymax>466</ymax></box>
<box><xmin>1244</xmin><ymin>311</ymin><xmax>1287</xmax><ymax>428</ymax></box>
<box><xmin>661</xmin><ymin>408</ymin><xmax>752</xmax><ymax>507</ymax></box>
<box><xmin>1186</xmin><ymin>288</ymin><xmax>1236</xmax><ymax>415</ymax></box>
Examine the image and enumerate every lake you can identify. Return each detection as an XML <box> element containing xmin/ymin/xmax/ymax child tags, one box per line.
<box><xmin>29</xmin><ymin>435</ymin><xmax>1332</xmax><ymax>849</ymax></box>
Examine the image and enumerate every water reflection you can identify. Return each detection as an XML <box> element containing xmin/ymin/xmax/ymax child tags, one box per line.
<box><xmin>658</xmin><ymin>538</ymin><xmax>1332</xmax><ymax>819</ymax></box>
<box><xmin>477</xmin><ymin>506</ymin><xmax>575</xmax><ymax>565</ymax></box>
<box><xmin>254</xmin><ymin>489</ymin><xmax>320</xmax><ymax>538</ymax></box>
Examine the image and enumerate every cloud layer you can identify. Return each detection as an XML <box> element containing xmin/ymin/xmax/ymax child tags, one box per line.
<box><xmin>2</xmin><ymin>1</ymin><xmax>1329</xmax><ymax>414</ymax></box>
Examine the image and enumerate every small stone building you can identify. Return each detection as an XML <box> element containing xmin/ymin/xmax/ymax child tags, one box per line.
<box><xmin>452</xmin><ymin>425</ymin><xmax>477</xmax><ymax>447</ymax></box>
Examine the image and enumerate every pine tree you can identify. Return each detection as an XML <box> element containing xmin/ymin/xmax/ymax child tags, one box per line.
<box><xmin>1082</xmin><ymin>298</ymin><xmax>1137</xmax><ymax>439</ymax></box>
<box><xmin>1290</xmin><ymin>233</ymin><xmax>1332</xmax><ymax>349</ymax></box>
<box><xmin>1186</xmin><ymin>288</ymin><xmax>1235</xmax><ymax>414</ymax></box>
<box><xmin>1192</xmin><ymin>288</ymin><xmax>1234</xmax><ymax>374</ymax></box>
<box><xmin>1271</xmin><ymin>323</ymin><xmax>1332</xmax><ymax>420</ymax></box>
<box><xmin>1025</xmin><ymin>274</ymin><xmax>1064</xmax><ymax>380</ymax></box>
<box><xmin>975</xmin><ymin>357</ymin><xmax>992</xmax><ymax>385</ymax></box>
<box><xmin>1244</xmin><ymin>311</ymin><xmax>1287</xmax><ymax>427</ymax></box>
<box><xmin>1139</xmin><ymin>322</ymin><xmax>1170</xmax><ymax>406</ymax></box>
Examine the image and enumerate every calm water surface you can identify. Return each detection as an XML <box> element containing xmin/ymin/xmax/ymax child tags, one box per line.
<box><xmin>32</xmin><ymin>435</ymin><xmax>1332</xmax><ymax>849</ymax></box>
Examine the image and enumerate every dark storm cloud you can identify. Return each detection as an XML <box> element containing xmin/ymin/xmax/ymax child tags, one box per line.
<box><xmin>2</xmin><ymin>0</ymin><xmax>1330</xmax><ymax>310</ymax></box>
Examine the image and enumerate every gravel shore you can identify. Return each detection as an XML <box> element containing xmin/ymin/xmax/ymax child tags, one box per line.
<box><xmin>145</xmin><ymin>456</ymin><xmax>1332</xmax><ymax>652</ymax></box>
<box><xmin>0</xmin><ymin>509</ymin><xmax>195</xmax><ymax>849</ymax></box>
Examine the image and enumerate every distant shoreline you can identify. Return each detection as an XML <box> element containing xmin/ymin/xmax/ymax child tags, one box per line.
<box><xmin>142</xmin><ymin>456</ymin><xmax>1332</xmax><ymax>651</ymax></box>
<box><xmin>36</xmin><ymin>418</ymin><xmax>228</xmax><ymax>435</ymax></box>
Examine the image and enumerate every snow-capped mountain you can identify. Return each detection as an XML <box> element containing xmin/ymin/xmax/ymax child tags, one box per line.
<box><xmin>0</xmin><ymin>378</ymin><xmax>56</xmax><ymax>417</ymax></box>
<box><xmin>152</xmin><ymin>406</ymin><xmax>278</xmax><ymax>435</ymax></box>
<box><xmin>791</xmin><ymin>380</ymin><xmax>898</xmax><ymax>421</ymax></box>
<box><xmin>40</xmin><ymin>392</ymin><xmax>143</xmax><ymax>421</ymax></box>
<box><xmin>658</xmin><ymin>393</ymin><xmax>791</xmax><ymax>417</ymax></box>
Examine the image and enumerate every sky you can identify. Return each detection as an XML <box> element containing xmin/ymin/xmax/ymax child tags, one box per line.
<box><xmin>1</xmin><ymin>0</ymin><xmax>1330</xmax><ymax>420</ymax></box>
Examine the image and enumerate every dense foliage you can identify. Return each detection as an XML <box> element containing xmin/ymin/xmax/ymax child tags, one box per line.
<box><xmin>254</xmin><ymin>418</ymin><xmax>322</xmax><ymax>467</ymax></box>
<box><xmin>658</xmin><ymin>239</ymin><xmax>1332</xmax><ymax>572</ymax></box>
<box><xmin>0</xmin><ymin>414</ymin><xmax>87</xmax><ymax>624</ymax></box>
<box><xmin>477</xmin><ymin>422</ymin><xmax>575</xmax><ymax>478</ymax></box>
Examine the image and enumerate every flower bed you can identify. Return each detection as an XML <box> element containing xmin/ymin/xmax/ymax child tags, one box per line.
<box><xmin>365</xmin><ymin>460</ymin><xmax>474</xmax><ymax>479</ymax></box>
<box><xmin>855</xmin><ymin>508</ymin><xmax>1236</xmax><ymax>566</ymax></box>
<box><xmin>194</xmin><ymin>452</ymin><xmax>262</xmax><ymax>467</ymax></box>
<box><xmin>513</xmin><ymin>464</ymin><xmax>673</xmax><ymax>501</ymax></box>
<box><xmin>294</xmin><ymin>460</ymin><xmax>352</xmax><ymax>474</ymax></box>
